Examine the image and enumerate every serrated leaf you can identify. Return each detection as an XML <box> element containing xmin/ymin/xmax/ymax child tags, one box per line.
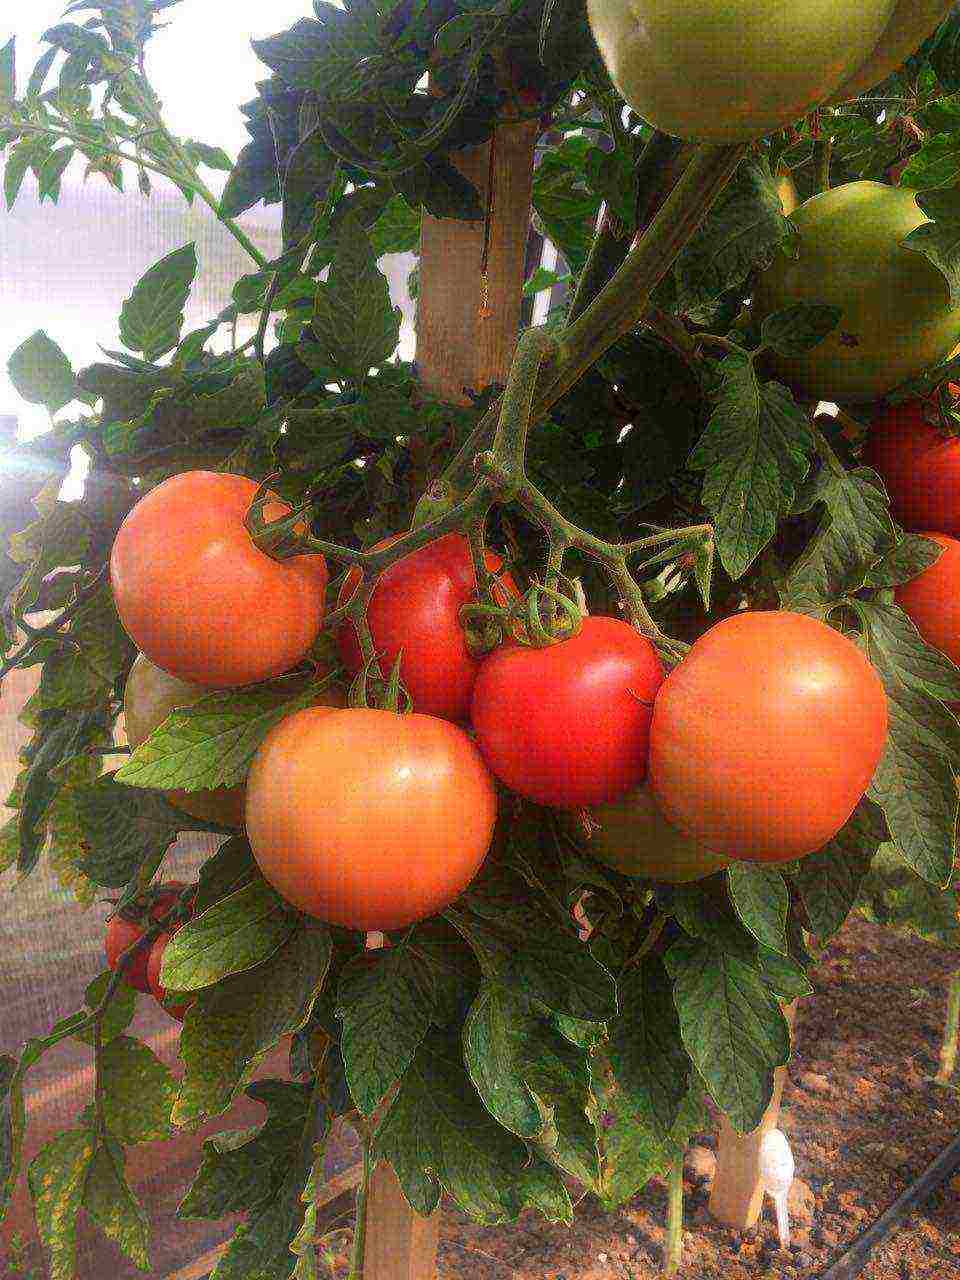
<box><xmin>312</xmin><ymin>215</ymin><xmax>400</xmax><ymax>378</ymax></box>
<box><xmin>902</xmin><ymin>188</ymin><xmax>960</xmax><ymax>308</ymax></box>
<box><xmin>756</xmin><ymin>946</ymin><xmax>814</xmax><ymax>1001</ymax></box>
<box><xmin>666</xmin><ymin>936</ymin><xmax>790</xmax><ymax>1133</ymax></box>
<box><xmin>859</xmin><ymin>600</ymin><xmax>960</xmax><ymax>702</ymax></box>
<box><xmin>178</xmin><ymin>1080</ymin><xmax>314</xmax><ymax>1219</ymax></box>
<box><xmin>28</xmin><ymin>1130</ymin><xmax>95</xmax><ymax>1280</ymax></box>
<box><xmin>727</xmin><ymin>863</ymin><xmax>789</xmax><ymax>954</ymax></box>
<box><xmin>780</xmin><ymin>466</ymin><xmax>895</xmax><ymax>613</ymax></box>
<box><xmin>865</xmin><ymin>533</ymin><xmax>944</xmax><ymax>588</ymax></box>
<box><xmin>463</xmin><ymin>983</ymin><xmax>599</xmax><ymax>1186</ymax></box>
<box><xmin>667</xmin><ymin>880</ymin><xmax>758</xmax><ymax>962</ymax></box>
<box><xmin>119</xmin><ymin>243</ymin><xmax>197</xmax><ymax>361</ymax></box>
<box><xmin>901</xmin><ymin>133</ymin><xmax>960</xmax><ymax>190</ymax></box>
<box><xmin>76</xmin><ymin>776</ymin><xmax>183</xmax><ymax>888</ymax></box>
<box><xmin>37</xmin><ymin>146</ymin><xmax>73</xmax><ymax>202</ymax></box>
<box><xmin>161</xmin><ymin>880</ymin><xmax>293</xmax><ymax>992</ymax></box>
<box><xmin>0</xmin><ymin>38</ymin><xmax>14</xmax><ymax>106</ymax></box>
<box><xmin>760</xmin><ymin>303</ymin><xmax>841</xmax><ymax>356</ymax></box>
<box><xmin>116</xmin><ymin>677</ymin><xmax>325</xmax><ymax>793</ymax></box>
<box><xmin>337</xmin><ymin>941</ymin><xmax>437</xmax><ymax>1117</ymax></box>
<box><xmin>192</xmin><ymin>836</ymin><xmax>257</xmax><ymax>914</ymax></box>
<box><xmin>606</xmin><ymin>957</ymin><xmax>689</xmax><ymax>1141</ymax></box>
<box><xmin>675</xmin><ymin>160</ymin><xmax>793</xmax><ymax>316</ymax></box>
<box><xmin>99</xmin><ymin>1036</ymin><xmax>176</xmax><ymax>1144</ymax></box>
<box><xmin>1</xmin><ymin>1054</ymin><xmax>25</xmax><ymax>1217</ymax></box>
<box><xmin>175</xmin><ymin>923</ymin><xmax>331</xmax><ymax>1125</ymax></box>
<box><xmin>5</xmin><ymin>137</ymin><xmax>50</xmax><ymax>209</ymax></box>
<box><xmin>690</xmin><ymin>355</ymin><xmax>815</xmax><ymax>579</ymax></box>
<box><xmin>859</xmin><ymin>843</ymin><xmax>960</xmax><ymax>947</ymax></box>
<box><xmin>598</xmin><ymin>1080</ymin><xmax>705</xmax><ymax>1210</ymax></box>
<box><xmin>82</xmin><ymin>1138</ymin><xmax>150</xmax><ymax>1271</ymax></box>
<box><xmin>283</xmin><ymin>127</ymin><xmax>337</xmax><ymax>249</ymax></box>
<box><xmin>369</xmin><ymin>193</ymin><xmax>421</xmax><ymax>257</ymax></box>
<box><xmin>374</xmin><ymin>1028</ymin><xmax>572</xmax><ymax>1224</ymax></box>
<box><xmin>793</xmin><ymin>798</ymin><xmax>886</xmax><ymax>939</ymax></box>
<box><xmin>8</xmin><ymin>331</ymin><xmax>76</xmax><ymax>414</ymax></box>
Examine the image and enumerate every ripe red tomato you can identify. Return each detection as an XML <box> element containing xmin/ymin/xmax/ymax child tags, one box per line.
<box><xmin>585</xmin><ymin>784</ymin><xmax>730</xmax><ymax>883</ymax></box>
<box><xmin>470</xmin><ymin>616</ymin><xmax>664</xmax><ymax>809</ymax></box>
<box><xmin>337</xmin><ymin>532</ymin><xmax>517</xmax><ymax>721</ymax></box>
<box><xmin>104</xmin><ymin>881</ymin><xmax>192</xmax><ymax>993</ymax></box>
<box><xmin>110</xmin><ymin>471</ymin><xmax>329</xmax><ymax>688</ymax></box>
<box><xmin>244</xmin><ymin>706</ymin><xmax>497</xmax><ymax>930</ymax></box>
<box><xmin>863</xmin><ymin>399</ymin><xmax>960</xmax><ymax>536</ymax></box>
<box><xmin>894</xmin><ymin>532</ymin><xmax>960</xmax><ymax>666</ymax></box>
<box><xmin>147</xmin><ymin>932</ymin><xmax>192</xmax><ymax>1022</ymax></box>
<box><xmin>649</xmin><ymin>612</ymin><xmax>888</xmax><ymax>862</ymax></box>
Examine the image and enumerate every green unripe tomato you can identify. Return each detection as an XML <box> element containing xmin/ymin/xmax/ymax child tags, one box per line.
<box><xmin>753</xmin><ymin>181</ymin><xmax>960</xmax><ymax>404</ymax></box>
<box><xmin>123</xmin><ymin>653</ymin><xmax>246</xmax><ymax>829</ymax></box>
<box><xmin>585</xmin><ymin>0</ymin><xmax>895</xmax><ymax>143</ymax></box>
<box><xmin>584</xmin><ymin>784</ymin><xmax>730</xmax><ymax>884</ymax></box>
<box><xmin>828</xmin><ymin>0</ymin><xmax>954</xmax><ymax>104</ymax></box>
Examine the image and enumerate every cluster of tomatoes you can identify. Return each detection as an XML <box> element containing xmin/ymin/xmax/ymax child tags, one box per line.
<box><xmin>103</xmin><ymin>466</ymin><xmax>892</xmax><ymax>982</ymax></box>
<box><xmin>104</xmin><ymin>881</ymin><xmax>194</xmax><ymax>1021</ymax></box>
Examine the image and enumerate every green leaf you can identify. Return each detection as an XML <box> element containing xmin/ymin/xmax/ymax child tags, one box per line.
<box><xmin>690</xmin><ymin>355</ymin><xmax>815</xmax><ymax>580</ymax></box>
<box><xmin>116</xmin><ymin>677</ymin><xmax>326</xmax><ymax>793</ymax></box>
<box><xmin>531</xmin><ymin>136</ymin><xmax>601</xmax><ymax>272</ymax></box>
<box><xmin>76</xmin><ymin>776</ymin><xmax>183</xmax><ymax>888</ymax></box>
<box><xmin>463</xmin><ymin>984</ymin><xmax>599</xmax><ymax>1187</ymax></box>
<box><xmin>252</xmin><ymin>12</ymin><xmax>380</xmax><ymax>100</ymax></box>
<box><xmin>606</xmin><ymin>958</ymin><xmax>689</xmax><ymax>1141</ymax></box>
<box><xmin>858</xmin><ymin>600</ymin><xmax>960</xmax><ymax>885</ymax></box>
<box><xmin>675</xmin><ymin>160</ymin><xmax>793</xmax><ymax>317</ymax></box>
<box><xmin>185</xmin><ymin>139</ymin><xmax>233</xmax><ymax>171</ymax></box>
<box><xmin>859</xmin><ymin>843</ymin><xmax>960</xmax><ymax>947</ymax></box>
<box><xmin>282</xmin><ymin>127</ymin><xmax>337</xmax><ymax>249</ymax></box>
<box><xmin>727</xmin><ymin>864</ymin><xmax>789</xmax><ymax>954</ymax></box>
<box><xmin>0</xmin><ymin>1055</ymin><xmax>25</xmax><ymax>1216</ymax></box>
<box><xmin>369</xmin><ymin>193</ymin><xmax>421</xmax><ymax>257</ymax></box>
<box><xmin>28</xmin><ymin>1130</ymin><xmax>96</xmax><ymax>1280</ymax></box>
<box><xmin>161</xmin><ymin>880</ymin><xmax>294</xmax><ymax>992</ymax></box>
<box><xmin>175</xmin><ymin>923</ymin><xmax>331</xmax><ymax>1125</ymax></box>
<box><xmin>666</xmin><ymin>879</ymin><xmax>758</xmax><ymax>962</ymax></box>
<box><xmin>666</xmin><ymin>936</ymin><xmax>790</xmax><ymax>1134</ymax></box>
<box><xmin>82</xmin><ymin>1138</ymin><xmax>150</xmax><ymax>1271</ymax></box>
<box><xmin>337</xmin><ymin>939</ymin><xmax>438</xmax><ymax>1117</ymax></box>
<box><xmin>99</xmin><ymin>1037</ymin><xmax>176</xmax><ymax>1144</ymax></box>
<box><xmin>192</xmin><ymin>836</ymin><xmax>257</xmax><ymax>914</ymax></box>
<box><xmin>178</xmin><ymin>1080</ymin><xmax>314</xmax><ymax>1219</ymax></box>
<box><xmin>394</xmin><ymin>155</ymin><xmax>483</xmax><ymax>222</ymax></box>
<box><xmin>523</xmin><ymin>266</ymin><xmax>571</xmax><ymax>297</ymax></box>
<box><xmin>0</xmin><ymin>38</ymin><xmax>15</xmax><ymax>106</ymax></box>
<box><xmin>5</xmin><ymin>137</ymin><xmax>50</xmax><ymax>209</ymax></box>
<box><xmin>901</xmin><ymin>133</ymin><xmax>960</xmax><ymax>190</ymax></box>
<box><xmin>37</xmin><ymin>146</ymin><xmax>74</xmax><ymax>203</ymax></box>
<box><xmin>902</xmin><ymin>188</ymin><xmax>960</xmax><ymax>307</ymax></box>
<box><xmin>312</xmin><ymin>215</ymin><xmax>401</xmax><ymax>378</ymax></box>
<box><xmin>756</xmin><ymin>946</ymin><xmax>814</xmax><ymax>1002</ymax></box>
<box><xmin>760</xmin><ymin>303</ymin><xmax>841</xmax><ymax>356</ymax></box>
<box><xmin>780</xmin><ymin>465</ymin><xmax>896</xmax><ymax>614</ymax></box>
<box><xmin>374</xmin><ymin>1028</ymin><xmax>572</xmax><ymax>1225</ymax></box>
<box><xmin>793</xmin><ymin>798</ymin><xmax>886</xmax><ymax>939</ymax></box>
<box><xmin>865</xmin><ymin>532</ymin><xmax>944</xmax><ymax>588</ymax></box>
<box><xmin>598</xmin><ymin>1081</ymin><xmax>706</xmax><ymax>1210</ymax></box>
<box><xmin>8</xmin><ymin>331</ymin><xmax>76</xmax><ymax>414</ymax></box>
<box><xmin>119</xmin><ymin>243</ymin><xmax>198</xmax><ymax>361</ymax></box>
<box><xmin>73</xmin><ymin>971</ymin><xmax>137</xmax><ymax>1047</ymax></box>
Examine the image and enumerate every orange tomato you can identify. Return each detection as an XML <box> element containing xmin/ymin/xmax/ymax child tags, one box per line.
<box><xmin>244</xmin><ymin>706</ymin><xmax>497</xmax><ymax>930</ymax></box>
<box><xmin>649</xmin><ymin>611</ymin><xmax>888</xmax><ymax>861</ymax></box>
<box><xmin>110</xmin><ymin>471</ymin><xmax>328</xmax><ymax>688</ymax></box>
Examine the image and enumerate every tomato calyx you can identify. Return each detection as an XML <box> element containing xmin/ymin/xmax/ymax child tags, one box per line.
<box><xmin>920</xmin><ymin>383</ymin><xmax>960</xmax><ymax>437</ymax></box>
<box><xmin>243</xmin><ymin>471</ymin><xmax>313</xmax><ymax>560</ymax></box>
<box><xmin>462</xmin><ymin>580</ymin><xmax>583</xmax><ymax>652</ymax></box>
<box><xmin>348</xmin><ymin>651</ymin><xmax>414</xmax><ymax>714</ymax></box>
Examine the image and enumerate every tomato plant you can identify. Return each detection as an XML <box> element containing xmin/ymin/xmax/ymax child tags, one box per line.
<box><xmin>104</xmin><ymin>882</ymin><xmax>192</xmax><ymax>993</ymax></box>
<box><xmin>753</xmin><ymin>182</ymin><xmax>960</xmax><ymax>403</ymax></box>
<box><xmin>110</xmin><ymin>471</ymin><xmax>329</xmax><ymax>688</ymax></box>
<box><xmin>585</xmin><ymin>0</ymin><xmax>894</xmax><ymax>142</ymax></box>
<box><xmin>4</xmin><ymin>3</ymin><xmax>960</xmax><ymax>1276</ymax></box>
<box><xmin>245</xmin><ymin>706</ymin><xmax>497</xmax><ymax>929</ymax></box>
<box><xmin>894</xmin><ymin>532</ymin><xmax>960</xmax><ymax>667</ymax></box>
<box><xmin>583</xmin><ymin>784</ymin><xmax>730</xmax><ymax>883</ymax></box>
<box><xmin>650</xmin><ymin>612</ymin><xmax>889</xmax><ymax>861</ymax></box>
<box><xmin>123</xmin><ymin>653</ymin><xmax>247</xmax><ymax>827</ymax></box>
<box><xmin>471</xmin><ymin>616</ymin><xmax>664</xmax><ymax>808</ymax></box>
<box><xmin>864</xmin><ymin>398</ymin><xmax>960</xmax><ymax>535</ymax></box>
<box><xmin>337</xmin><ymin>532</ymin><xmax>517</xmax><ymax>720</ymax></box>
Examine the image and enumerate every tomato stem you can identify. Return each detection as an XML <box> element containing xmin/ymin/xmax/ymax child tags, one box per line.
<box><xmin>664</xmin><ymin>1150</ymin><xmax>685</xmax><ymax>1276</ymax></box>
<box><xmin>936</xmin><ymin>969</ymin><xmax>960</xmax><ymax>1084</ymax></box>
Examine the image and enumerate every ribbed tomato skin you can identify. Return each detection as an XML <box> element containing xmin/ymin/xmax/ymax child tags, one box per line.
<box><xmin>649</xmin><ymin>611</ymin><xmax>888</xmax><ymax>862</ymax></box>
<box><xmin>470</xmin><ymin>617</ymin><xmax>665</xmax><ymax>809</ymax></box>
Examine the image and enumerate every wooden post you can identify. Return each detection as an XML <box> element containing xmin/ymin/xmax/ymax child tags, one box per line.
<box><xmin>416</xmin><ymin>111</ymin><xmax>540</xmax><ymax>404</ymax></box>
<box><xmin>360</xmin><ymin>94</ymin><xmax>540</xmax><ymax>1280</ymax></box>
<box><xmin>709</xmin><ymin>1000</ymin><xmax>800</xmax><ymax>1231</ymax></box>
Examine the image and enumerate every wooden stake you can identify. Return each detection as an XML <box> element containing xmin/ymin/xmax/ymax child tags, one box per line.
<box><xmin>416</xmin><ymin>111</ymin><xmax>540</xmax><ymax>403</ymax></box>
<box><xmin>709</xmin><ymin>1000</ymin><xmax>800</xmax><ymax>1232</ymax></box>
<box><xmin>361</xmin><ymin>1164</ymin><xmax>441</xmax><ymax>1280</ymax></box>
